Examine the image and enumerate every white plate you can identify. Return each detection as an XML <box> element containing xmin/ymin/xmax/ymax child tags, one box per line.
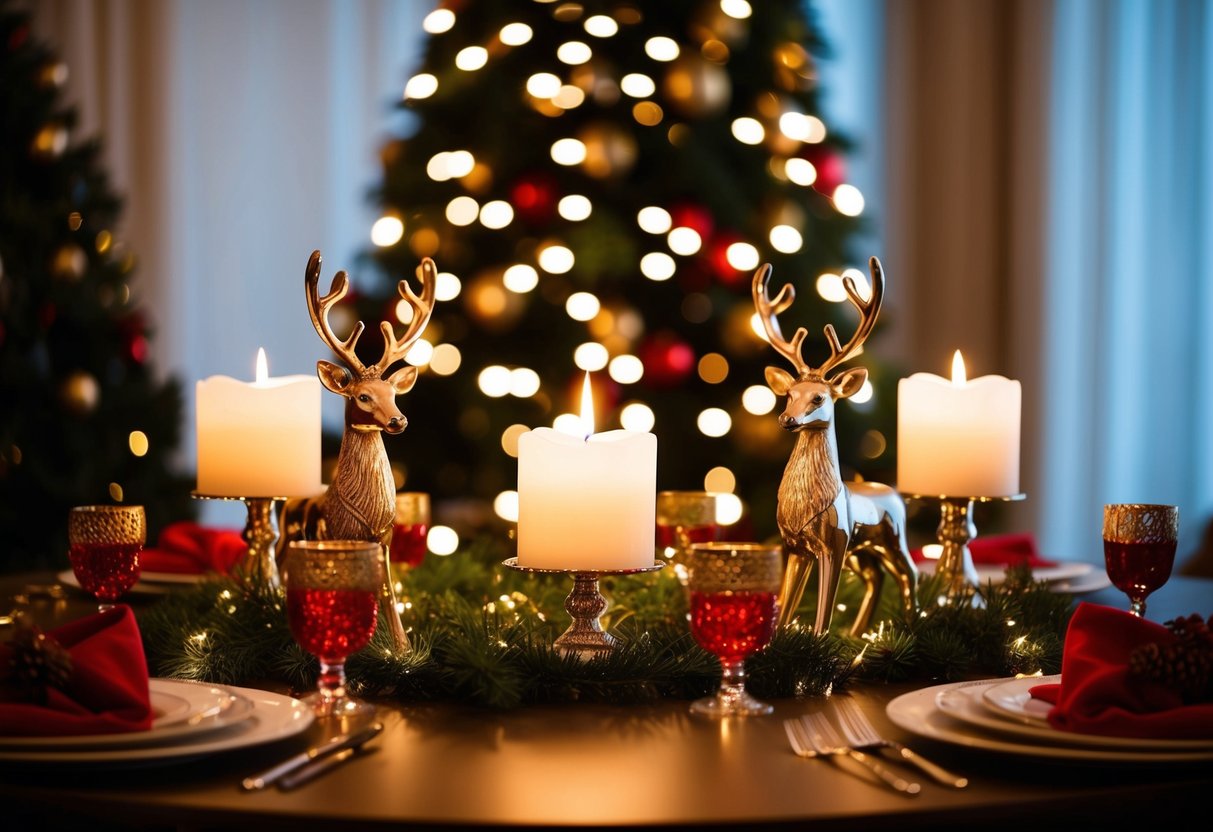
<box><xmin>0</xmin><ymin>683</ymin><xmax>313</xmax><ymax>764</ymax></box>
<box><xmin>980</xmin><ymin>675</ymin><xmax>1054</xmax><ymax>724</ymax></box>
<box><xmin>916</xmin><ymin>560</ymin><xmax>1093</xmax><ymax>586</ymax></box>
<box><xmin>886</xmin><ymin>679</ymin><xmax>1213</xmax><ymax>762</ymax></box>
<box><xmin>1049</xmin><ymin>568</ymin><xmax>1112</xmax><ymax>595</ymax></box>
<box><xmin>0</xmin><ymin>679</ymin><xmax>255</xmax><ymax>749</ymax></box>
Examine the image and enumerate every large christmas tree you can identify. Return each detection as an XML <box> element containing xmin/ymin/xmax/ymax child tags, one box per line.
<box><xmin>350</xmin><ymin>0</ymin><xmax>897</xmax><ymax>538</ymax></box>
<box><xmin>0</xmin><ymin>2</ymin><xmax>194</xmax><ymax>571</ymax></box>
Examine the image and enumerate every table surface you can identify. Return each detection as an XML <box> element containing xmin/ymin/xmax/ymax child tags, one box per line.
<box><xmin>2</xmin><ymin>570</ymin><xmax>1211</xmax><ymax>831</ymax></box>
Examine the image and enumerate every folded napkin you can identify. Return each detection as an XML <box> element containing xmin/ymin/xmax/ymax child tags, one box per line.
<box><xmin>1029</xmin><ymin>602</ymin><xmax>1213</xmax><ymax>738</ymax></box>
<box><xmin>140</xmin><ymin>521</ymin><xmax>246</xmax><ymax>575</ymax></box>
<box><xmin>911</xmin><ymin>532</ymin><xmax>1058</xmax><ymax>569</ymax></box>
<box><xmin>0</xmin><ymin>606</ymin><xmax>154</xmax><ymax>736</ymax></box>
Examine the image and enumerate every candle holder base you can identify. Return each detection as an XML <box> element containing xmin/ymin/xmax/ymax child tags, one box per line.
<box><xmin>902</xmin><ymin>493</ymin><xmax>1026</xmax><ymax>605</ymax></box>
<box><xmin>192</xmin><ymin>492</ymin><xmax>290</xmax><ymax>590</ymax></box>
<box><xmin>503</xmin><ymin>558</ymin><xmax>664</xmax><ymax>660</ymax></box>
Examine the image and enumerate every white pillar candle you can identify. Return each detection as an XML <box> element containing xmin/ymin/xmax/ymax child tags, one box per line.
<box><xmin>897</xmin><ymin>350</ymin><xmax>1021</xmax><ymax>497</ymax></box>
<box><xmin>196</xmin><ymin>349</ymin><xmax>323</xmax><ymax>498</ymax></box>
<box><xmin>517</xmin><ymin>374</ymin><xmax>657</xmax><ymax>571</ymax></box>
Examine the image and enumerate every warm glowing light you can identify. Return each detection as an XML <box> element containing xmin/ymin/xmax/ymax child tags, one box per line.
<box><xmin>552</xmin><ymin>85</ymin><xmax>586</xmax><ymax>109</ymax></box>
<box><xmin>609</xmin><ymin>355</ymin><xmax>644</xmax><ymax>384</ymax></box>
<box><xmin>804</xmin><ymin>115</ymin><xmax>827</xmax><ymax>143</ymax></box>
<box><xmin>405</xmin><ymin>338</ymin><xmax>434</xmax><ymax>366</ymax></box>
<box><xmin>427</xmin><ymin>526</ymin><xmax>459</xmax><ymax>556</ymax></box>
<box><xmin>550</xmin><ymin>138</ymin><xmax>587</xmax><ymax>165</ymax></box>
<box><xmin>742</xmin><ymin>385</ymin><xmax>777</xmax><ymax>415</ymax></box>
<box><xmin>128</xmin><ymin>430</ymin><xmax>149</xmax><ymax>457</ymax></box>
<box><xmin>705</xmin><ymin>465</ymin><xmax>736</xmax><ymax>493</ymax></box>
<box><xmin>731</xmin><ymin>117</ymin><xmax>765</xmax><ymax>145</ymax></box>
<box><xmin>645</xmin><ymin>36</ymin><xmax>680</xmax><ymax>61</ymax></box>
<box><xmin>445</xmin><ymin>196</ymin><xmax>480</xmax><ymax>226</ymax></box>
<box><xmin>423</xmin><ymin>8</ymin><xmax>455</xmax><ymax>33</ymax></box>
<box><xmin>769</xmin><ymin>225</ymin><xmax>802</xmax><ymax>253</ymax></box>
<box><xmin>951</xmin><ymin>350</ymin><xmax>968</xmax><ymax>387</ymax></box>
<box><xmin>500</xmin><ymin>22</ymin><xmax>533</xmax><ymax>45</ymax></box>
<box><xmin>255</xmin><ymin>348</ymin><xmax>269</xmax><ymax>384</ymax></box>
<box><xmin>750</xmin><ymin>313</ymin><xmax>768</xmax><ymax>341</ymax></box>
<box><xmin>479</xmin><ymin>200</ymin><xmax>514</xmax><ymax>229</ymax></box>
<box><xmin>816</xmin><ymin>272</ymin><xmax>846</xmax><ymax>302</ymax></box>
<box><xmin>841</xmin><ymin>267</ymin><xmax>871</xmax><ymax>301</ymax></box>
<box><xmin>579</xmin><ymin>371</ymin><xmax>596</xmax><ymax>436</ymax></box>
<box><xmin>510</xmin><ymin>367</ymin><xmax>541</xmax><ymax>397</ymax></box>
<box><xmin>785</xmin><ymin>157</ymin><xmax>817</xmax><ymax>186</ymax></box>
<box><xmin>557</xmin><ymin>41</ymin><xmax>592</xmax><ymax>65</ymax></box>
<box><xmin>538</xmin><ymin>245</ymin><xmax>574</xmax><ymax>273</ymax></box>
<box><xmin>725</xmin><ymin>242</ymin><xmax>759</xmax><ymax>270</ymax></box>
<box><xmin>637</xmin><ymin>206</ymin><xmax>672</xmax><ymax>234</ymax></box>
<box><xmin>527</xmin><ymin>72</ymin><xmax>563</xmax><ymax>98</ymax></box>
<box><xmin>494</xmin><ymin>490</ymin><xmax>520</xmax><ymax>522</ymax></box>
<box><xmin>640</xmin><ymin>252</ymin><xmax>676</xmax><ymax>281</ymax></box>
<box><xmin>404</xmin><ymin>73</ymin><xmax>438</xmax><ymax>99</ymax></box>
<box><xmin>833</xmin><ymin>183</ymin><xmax>865</xmax><ymax>216</ymax></box>
<box><xmin>850</xmin><ymin>378</ymin><xmax>875</xmax><ymax>404</ymax></box>
<box><xmin>553</xmin><ymin>413</ymin><xmax>583</xmax><ymax>435</ymax></box>
<box><xmin>720</xmin><ymin>0</ymin><xmax>753</xmax><ymax>20</ymax></box>
<box><xmin>667</xmin><ymin>227</ymin><xmax>702</xmax><ymax>255</ymax></box>
<box><xmin>558</xmin><ymin>194</ymin><xmax>592</xmax><ymax>221</ymax></box>
<box><xmin>435</xmin><ymin>272</ymin><xmax>462</xmax><ymax>301</ymax></box>
<box><xmin>566</xmin><ymin>292</ymin><xmax>600</xmax><ymax>321</ymax></box>
<box><xmin>716</xmin><ymin>493</ymin><xmax>743</xmax><ymax>524</ymax></box>
<box><xmin>698</xmin><ymin>353</ymin><xmax>729</xmax><ymax>384</ymax></box>
<box><xmin>621</xmin><ymin>73</ymin><xmax>656</xmax><ymax>98</ymax></box>
<box><xmin>501</xmin><ymin>425</ymin><xmax>529</xmax><ymax>457</ymax></box>
<box><xmin>584</xmin><ymin>15</ymin><xmax>618</xmax><ymax>37</ymax></box>
<box><xmin>371</xmin><ymin>216</ymin><xmax>404</xmax><ymax>247</ymax></box>
<box><xmin>446</xmin><ymin>150</ymin><xmax>475</xmax><ymax>177</ymax></box>
<box><xmin>779</xmin><ymin>111</ymin><xmax>813</xmax><ymax>142</ymax></box>
<box><xmin>698</xmin><ymin>408</ymin><xmax>732</xmax><ymax>437</ymax></box>
<box><xmin>429</xmin><ymin>343</ymin><xmax>462</xmax><ymax>375</ymax></box>
<box><xmin>427</xmin><ymin>152</ymin><xmax>452</xmax><ymax>181</ymax></box>
<box><xmin>478</xmin><ymin>365</ymin><xmax>512</xmax><ymax>397</ymax></box>
<box><xmin>922</xmin><ymin>543</ymin><xmax>943</xmax><ymax>560</ymax></box>
<box><xmin>503</xmin><ymin>264</ymin><xmax>539</xmax><ymax>293</ymax></box>
<box><xmin>455</xmin><ymin>46</ymin><xmax>488</xmax><ymax>71</ymax></box>
<box><xmin>574</xmin><ymin>342</ymin><xmax>609</xmax><ymax>372</ymax></box>
<box><xmin>620</xmin><ymin>402</ymin><xmax>655</xmax><ymax>432</ymax></box>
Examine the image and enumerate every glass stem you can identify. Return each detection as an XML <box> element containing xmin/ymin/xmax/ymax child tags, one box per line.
<box><xmin>718</xmin><ymin>659</ymin><xmax>748</xmax><ymax>704</ymax></box>
<box><xmin>98</xmin><ymin>602</ymin><xmax>114</xmax><ymax>613</ymax></box>
<box><xmin>317</xmin><ymin>660</ymin><xmax>348</xmax><ymax>706</ymax></box>
<box><xmin>1129</xmin><ymin>598</ymin><xmax>1146</xmax><ymax>618</ymax></box>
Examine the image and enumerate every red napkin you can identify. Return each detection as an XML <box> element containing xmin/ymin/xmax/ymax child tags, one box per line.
<box><xmin>139</xmin><ymin>521</ymin><xmax>245</xmax><ymax>575</ymax></box>
<box><xmin>911</xmin><ymin>532</ymin><xmax>1058</xmax><ymax>568</ymax></box>
<box><xmin>0</xmin><ymin>606</ymin><xmax>154</xmax><ymax>736</ymax></box>
<box><xmin>1029</xmin><ymin>602</ymin><xmax>1213</xmax><ymax>738</ymax></box>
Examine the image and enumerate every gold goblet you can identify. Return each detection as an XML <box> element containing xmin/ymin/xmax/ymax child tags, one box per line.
<box><xmin>1102</xmin><ymin>503</ymin><xmax>1179</xmax><ymax>619</ymax></box>
<box><xmin>67</xmin><ymin>505</ymin><xmax>146</xmax><ymax>612</ymax></box>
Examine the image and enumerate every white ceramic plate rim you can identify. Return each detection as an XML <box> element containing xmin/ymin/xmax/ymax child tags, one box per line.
<box><xmin>0</xmin><ymin>679</ymin><xmax>255</xmax><ymax>749</ymax></box>
<box><xmin>886</xmin><ymin>678</ymin><xmax>1213</xmax><ymax>762</ymax></box>
<box><xmin>980</xmin><ymin>675</ymin><xmax>1055</xmax><ymax>724</ymax></box>
<box><xmin>917</xmin><ymin>560</ymin><xmax>1093</xmax><ymax>585</ymax></box>
<box><xmin>1049</xmin><ymin>569</ymin><xmax>1112</xmax><ymax>594</ymax></box>
<box><xmin>0</xmin><ymin>683</ymin><xmax>312</xmax><ymax>763</ymax></box>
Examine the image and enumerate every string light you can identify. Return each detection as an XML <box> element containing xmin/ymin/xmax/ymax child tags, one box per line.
<box><xmin>574</xmin><ymin>342</ymin><xmax>609</xmax><ymax>371</ymax></box>
<box><xmin>640</xmin><ymin>252</ymin><xmax>675</xmax><ymax>281</ymax></box>
<box><xmin>716</xmin><ymin>493</ymin><xmax>743</xmax><ymax>525</ymax></box>
<box><xmin>128</xmin><ymin>431</ymin><xmax>149</xmax><ymax>457</ymax></box>
<box><xmin>370</xmin><ymin>216</ymin><xmax>404</xmax><ymax>247</ymax></box>
<box><xmin>494</xmin><ymin>490</ymin><xmax>520</xmax><ymax>522</ymax></box>
<box><xmin>730</xmin><ymin>117</ymin><xmax>765</xmax><ymax>145</ymax></box>
<box><xmin>841</xmin><ymin>267</ymin><xmax>872</xmax><ymax>300</ymax></box>
<box><xmin>725</xmin><ymin>242</ymin><xmax>759</xmax><ymax>270</ymax></box>
<box><xmin>553</xmin><ymin>413</ymin><xmax>583</xmax><ymax>435</ymax></box>
<box><xmin>429</xmin><ymin>343</ymin><xmax>462</xmax><ymax>375</ymax></box>
<box><xmin>501</xmin><ymin>426</ymin><xmax>528</xmax><ymax>458</ymax></box>
<box><xmin>779</xmin><ymin>111</ymin><xmax>813</xmax><ymax>142</ymax></box>
<box><xmin>446</xmin><ymin>150</ymin><xmax>474</xmax><ymax>177</ymax></box>
<box><xmin>833</xmin><ymin>184</ymin><xmax>865</xmax><ymax>216</ymax></box>
<box><xmin>537</xmin><ymin>244</ymin><xmax>574</xmax><ymax>273</ymax></box>
<box><xmin>550</xmin><ymin>138</ymin><xmax>587</xmax><ymax>165</ymax></box>
<box><xmin>720</xmin><ymin>0</ymin><xmax>753</xmax><ymax>19</ymax></box>
<box><xmin>427</xmin><ymin>152</ymin><xmax>453</xmax><ymax>181</ymax></box>
<box><xmin>620</xmin><ymin>402</ymin><xmax>655</xmax><ymax>431</ymax></box>
<box><xmin>558</xmin><ymin>194</ymin><xmax>592</xmax><ymax>221</ymax></box>
<box><xmin>584</xmin><ymin>15</ymin><xmax>619</xmax><ymax>37</ymax></box>
<box><xmin>509</xmin><ymin>368</ymin><xmax>541</xmax><ymax>397</ymax></box>
<box><xmin>552</xmin><ymin>85</ymin><xmax>586</xmax><ymax>109</ymax></box>
<box><xmin>565</xmin><ymin>292</ymin><xmax>600</xmax><ymax>321</ymax></box>
<box><xmin>557</xmin><ymin>41</ymin><xmax>592</xmax><ymax>65</ymax></box>
<box><xmin>427</xmin><ymin>526</ymin><xmax>459</xmax><ymax>556</ymax></box>
<box><xmin>435</xmin><ymin>272</ymin><xmax>462</xmax><ymax>301</ymax></box>
<box><xmin>645</xmin><ymin>36</ymin><xmax>680</xmax><ymax>61</ymax></box>
<box><xmin>608</xmin><ymin>354</ymin><xmax>644</xmax><ymax>384</ymax></box>
<box><xmin>422</xmin><ymin>8</ymin><xmax>456</xmax><ymax>33</ymax></box>
<box><xmin>500</xmin><ymin>23</ymin><xmax>533</xmax><ymax>45</ymax></box>
<box><xmin>742</xmin><ymin>385</ymin><xmax>777</xmax><ymax>415</ymax></box>
<box><xmin>478</xmin><ymin>366</ymin><xmax>512</xmax><ymax>397</ymax></box>
<box><xmin>667</xmin><ymin>227</ymin><xmax>702</xmax><ymax>255</ymax></box>
<box><xmin>445</xmin><ymin>196</ymin><xmax>480</xmax><ymax>226</ymax></box>
<box><xmin>405</xmin><ymin>338</ymin><xmax>434</xmax><ymax>366</ymax></box>
<box><xmin>769</xmin><ymin>224</ymin><xmax>803</xmax><ymax>253</ymax></box>
<box><xmin>621</xmin><ymin>73</ymin><xmax>656</xmax><ymax>98</ymax></box>
<box><xmin>637</xmin><ymin>206</ymin><xmax>672</xmax><ymax>234</ymax></box>
<box><xmin>698</xmin><ymin>408</ymin><xmax>732</xmax><ymax>437</ymax></box>
<box><xmin>816</xmin><ymin>272</ymin><xmax>846</xmax><ymax>302</ymax></box>
<box><xmin>479</xmin><ymin>200</ymin><xmax>514</xmax><ymax>229</ymax></box>
<box><xmin>455</xmin><ymin>46</ymin><xmax>488</xmax><ymax>71</ymax></box>
<box><xmin>848</xmin><ymin>379</ymin><xmax>875</xmax><ymax>405</ymax></box>
<box><xmin>527</xmin><ymin>73</ymin><xmax>563</xmax><ymax>98</ymax></box>
<box><xmin>785</xmin><ymin>157</ymin><xmax>817</xmax><ymax>186</ymax></box>
<box><xmin>503</xmin><ymin>264</ymin><xmax>539</xmax><ymax>293</ymax></box>
<box><xmin>704</xmin><ymin>466</ymin><xmax>736</xmax><ymax>493</ymax></box>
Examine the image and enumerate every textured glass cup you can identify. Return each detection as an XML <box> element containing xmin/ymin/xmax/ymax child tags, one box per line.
<box><xmin>1102</xmin><ymin>504</ymin><xmax>1178</xmax><ymax>618</ymax></box>
<box><xmin>656</xmin><ymin>491</ymin><xmax>721</xmax><ymax>581</ymax></box>
<box><xmin>282</xmin><ymin>540</ymin><xmax>383</xmax><ymax>718</ymax></box>
<box><xmin>686</xmin><ymin>542</ymin><xmax>782</xmax><ymax>717</ymax></box>
<box><xmin>389</xmin><ymin>492</ymin><xmax>431</xmax><ymax>569</ymax></box>
<box><xmin>67</xmin><ymin>505</ymin><xmax>146</xmax><ymax>611</ymax></box>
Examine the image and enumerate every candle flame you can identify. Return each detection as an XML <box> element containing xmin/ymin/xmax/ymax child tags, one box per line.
<box><xmin>580</xmin><ymin>371</ymin><xmax>595</xmax><ymax>438</ymax></box>
<box><xmin>950</xmin><ymin>350</ymin><xmax>967</xmax><ymax>388</ymax></box>
<box><xmin>255</xmin><ymin>348</ymin><xmax>269</xmax><ymax>384</ymax></box>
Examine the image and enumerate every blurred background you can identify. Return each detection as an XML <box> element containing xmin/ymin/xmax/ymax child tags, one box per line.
<box><xmin>5</xmin><ymin>0</ymin><xmax>1210</xmax><ymax>575</ymax></box>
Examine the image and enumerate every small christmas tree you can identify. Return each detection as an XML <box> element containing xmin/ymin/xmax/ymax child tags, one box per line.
<box><xmin>351</xmin><ymin>0</ymin><xmax>898</xmax><ymax>538</ymax></box>
<box><xmin>0</xmin><ymin>2</ymin><xmax>194</xmax><ymax>571</ymax></box>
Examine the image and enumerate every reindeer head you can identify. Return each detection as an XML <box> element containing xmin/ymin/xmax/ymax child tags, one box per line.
<box><xmin>752</xmin><ymin>257</ymin><xmax>884</xmax><ymax>433</ymax></box>
<box><xmin>305</xmin><ymin>250</ymin><xmax>437</xmax><ymax>435</ymax></box>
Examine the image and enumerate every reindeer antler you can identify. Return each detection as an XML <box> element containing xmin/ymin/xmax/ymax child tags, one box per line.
<box><xmin>817</xmin><ymin>256</ymin><xmax>884</xmax><ymax>377</ymax></box>
<box><xmin>305</xmin><ymin>249</ymin><xmax>368</xmax><ymax>376</ymax></box>
<box><xmin>369</xmin><ymin>257</ymin><xmax>437</xmax><ymax>377</ymax></box>
<box><xmin>752</xmin><ymin>263</ymin><xmax>810</xmax><ymax>376</ymax></box>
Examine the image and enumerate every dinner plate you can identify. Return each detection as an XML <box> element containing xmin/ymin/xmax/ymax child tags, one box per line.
<box><xmin>0</xmin><ymin>683</ymin><xmax>313</xmax><ymax>764</ymax></box>
<box><xmin>916</xmin><ymin>560</ymin><xmax>1094</xmax><ymax>586</ymax></box>
<box><xmin>57</xmin><ymin>570</ymin><xmax>173</xmax><ymax>596</ymax></box>
<box><xmin>1048</xmin><ymin>568</ymin><xmax>1112</xmax><ymax>595</ymax></box>
<box><xmin>0</xmin><ymin>679</ymin><xmax>255</xmax><ymax>749</ymax></box>
<box><xmin>980</xmin><ymin>675</ymin><xmax>1054</xmax><ymax>724</ymax></box>
<box><xmin>886</xmin><ymin>679</ymin><xmax>1213</xmax><ymax>762</ymax></box>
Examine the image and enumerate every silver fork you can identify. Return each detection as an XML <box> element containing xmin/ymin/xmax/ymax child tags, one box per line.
<box><xmin>789</xmin><ymin>713</ymin><xmax>920</xmax><ymax>795</ymax></box>
<box><xmin>834</xmin><ymin>696</ymin><xmax>969</xmax><ymax>788</ymax></box>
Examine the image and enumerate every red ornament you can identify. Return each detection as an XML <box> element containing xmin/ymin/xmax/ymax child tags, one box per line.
<box><xmin>510</xmin><ymin>173</ymin><xmax>559</xmax><ymax>226</ymax></box>
<box><xmin>705</xmin><ymin>233</ymin><xmax>747</xmax><ymax>287</ymax></box>
<box><xmin>639</xmin><ymin>331</ymin><xmax>695</xmax><ymax>387</ymax></box>
<box><xmin>118</xmin><ymin>313</ymin><xmax>149</xmax><ymax>364</ymax></box>
<box><xmin>669</xmin><ymin>202</ymin><xmax>714</xmax><ymax>240</ymax></box>
<box><xmin>804</xmin><ymin>145</ymin><xmax>846</xmax><ymax>195</ymax></box>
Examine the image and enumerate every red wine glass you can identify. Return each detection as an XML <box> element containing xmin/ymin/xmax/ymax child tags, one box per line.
<box><xmin>282</xmin><ymin>540</ymin><xmax>384</xmax><ymax>718</ymax></box>
<box><xmin>656</xmin><ymin>491</ymin><xmax>722</xmax><ymax>583</ymax></box>
<box><xmin>67</xmin><ymin>505</ymin><xmax>146</xmax><ymax>612</ymax></box>
<box><xmin>1102</xmin><ymin>503</ymin><xmax>1178</xmax><ymax>619</ymax></box>
<box><xmin>686</xmin><ymin>542</ymin><xmax>782</xmax><ymax>717</ymax></box>
<box><xmin>390</xmin><ymin>492</ymin><xmax>430</xmax><ymax>570</ymax></box>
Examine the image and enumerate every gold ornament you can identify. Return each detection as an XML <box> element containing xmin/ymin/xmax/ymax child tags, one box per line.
<box><xmin>51</xmin><ymin>244</ymin><xmax>87</xmax><ymax>281</ymax></box>
<box><xmin>31</xmin><ymin>123</ymin><xmax>68</xmax><ymax>160</ymax></box>
<box><xmin>578</xmin><ymin>121</ymin><xmax>637</xmax><ymax>179</ymax></box>
<box><xmin>61</xmin><ymin>371</ymin><xmax>100</xmax><ymax>415</ymax></box>
<box><xmin>753</xmin><ymin>258</ymin><xmax>918</xmax><ymax>637</ymax></box>
<box><xmin>663</xmin><ymin>54</ymin><xmax>731</xmax><ymax>119</ymax></box>
<box><xmin>37</xmin><ymin>62</ymin><xmax>69</xmax><ymax>89</ymax></box>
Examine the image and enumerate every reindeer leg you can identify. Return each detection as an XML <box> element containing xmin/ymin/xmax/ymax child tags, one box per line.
<box><xmin>845</xmin><ymin>546</ymin><xmax>883</xmax><ymax>637</ymax></box>
<box><xmin>378</xmin><ymin>535</ymin><xmax>412</xmax><ymax>655</ymax></box>
<box><xmin>813</xmin><ymin>538</ymin><xmax>849</xmax><ymax>635</ymax></box>
<box><xmin>777</xmin><ymin>551</ymin><xmax>815</xmax><ymax>629</ymax></box>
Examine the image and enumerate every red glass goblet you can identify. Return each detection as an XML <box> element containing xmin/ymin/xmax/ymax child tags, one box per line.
<box><xmin>67</xmin><ymin>505</ymin><xmax>146</xmax><ymax>612</ymax></box>
<box><xmin>1102</xmin><ymin>503</ymin><xmax>1178</xmax><ymax>619</ymax></box>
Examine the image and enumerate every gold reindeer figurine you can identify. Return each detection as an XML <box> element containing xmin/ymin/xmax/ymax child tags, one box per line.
<box><xmin>753</xmin><ymin>256</ymin><xmax>917</xmax><ymax>637</ymax></box>
<box><xmin>278</xmin><ymin>249</ymin><xmax>437</xmax><ymax>653</ymax></box>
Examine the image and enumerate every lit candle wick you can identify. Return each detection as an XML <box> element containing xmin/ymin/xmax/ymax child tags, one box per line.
<box><xmin>950</xmin><ymin>349</ymin><xmax>967</xmax><ymax>388</ymax></box>
<box><xmin>580</xmin><ymin>371</ymin><xmax>595</xmax><ymax>440</ymax></box>
<box><xmin>255</xmin><ymin>347</ymin><xmax>269</xmax><ymax>385</ymax></box>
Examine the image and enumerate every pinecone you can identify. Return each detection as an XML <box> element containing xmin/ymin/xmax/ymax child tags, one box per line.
<box><xmin>6</xmin><ymin>624</ymin><xmax>73</xmax><ymax>704</ymax></box>
<box><xmin>1128</xmin><ymin>613</ymin><xmax>1213</xmax><ymax>704</ymax></box>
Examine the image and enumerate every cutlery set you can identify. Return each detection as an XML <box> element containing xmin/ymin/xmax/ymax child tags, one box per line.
<box><xmin>242</xmin><ymin>721</ymin><xmax>384</xmax><ymax>792</ymax></box>
<box><xmin>784</xmin><ymin>697</ymin><xmax>968</xmax><ymax>796</ymax></box>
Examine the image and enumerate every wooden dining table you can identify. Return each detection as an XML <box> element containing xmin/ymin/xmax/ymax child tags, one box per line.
<box><xmin>1</xmin><ymin>570</ymin><xmax>1210</xmax><ymax>831</ymax></box>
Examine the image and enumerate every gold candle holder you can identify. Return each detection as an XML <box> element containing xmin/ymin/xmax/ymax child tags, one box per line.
<box><xmin>904</xmin><ymin>492</ymin><xmax>1027</xmax><ymax>604</ymax></box>
<box><xmin>192</xmin><ymin>492</ymin><xmax>287</xmax><ymax>589</ymax></box>
<box><xmin>503</xmin><ymin>558</ymin><xmax>663</xmax><ymax>660</ymax></box>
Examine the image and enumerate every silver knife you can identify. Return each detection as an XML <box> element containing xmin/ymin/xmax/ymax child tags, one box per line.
<box><xmin>241</xmin><ymin>721</ymin><xmax>384</xmax><ymax>791</ymax></box>
<box><xmin>278</xmin><ymin>745</ymin><xmax>374</xmax><ymax>790</ymax></box>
